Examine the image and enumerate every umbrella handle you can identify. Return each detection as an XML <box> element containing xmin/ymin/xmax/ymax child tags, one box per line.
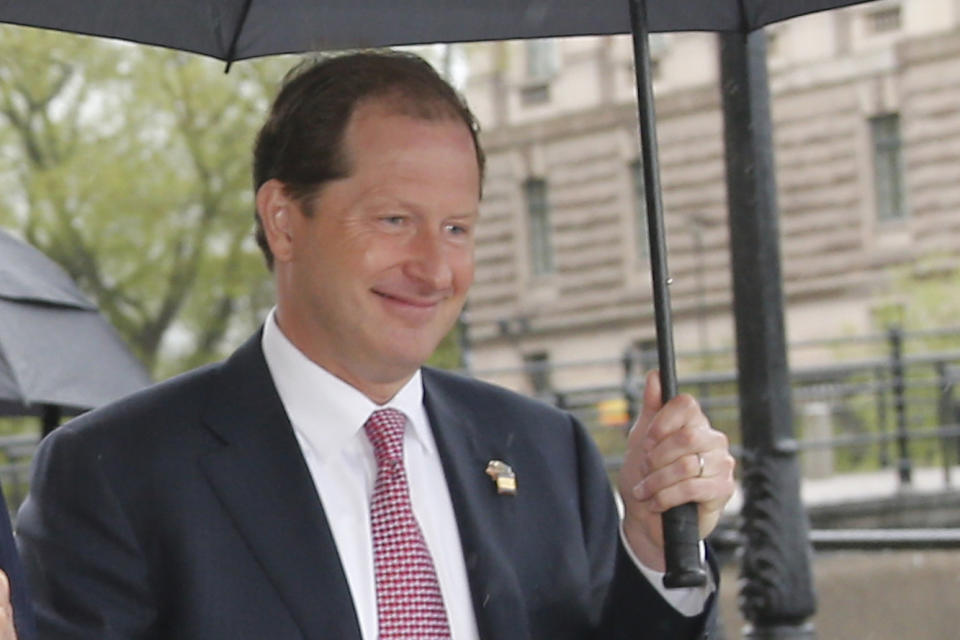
<box><xmin>628</xmin><ymin>0</ymin><xmax>707</xmax><ymax>589</ymax></box>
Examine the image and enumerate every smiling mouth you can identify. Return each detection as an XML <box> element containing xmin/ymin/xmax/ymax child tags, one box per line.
<box><xmin>373</xmin><ymin>290</ymin><xmax>443</xmax><ymax>312</ymax></box>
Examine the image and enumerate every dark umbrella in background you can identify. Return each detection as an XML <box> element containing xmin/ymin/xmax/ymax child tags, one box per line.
<box><xmin>0</xmin><ymin>1</ymin><xmax>883</xmax><ymax>635</ymax></box>
<box><xmin>0</xmin><ymin>229</ymin><xmax>151</xmax><ymax>435</ymax></box>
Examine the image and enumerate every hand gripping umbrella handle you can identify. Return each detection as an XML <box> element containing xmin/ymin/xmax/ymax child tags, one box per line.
<box><xmin>628</xmin><ymin>0</ymin><xmax>707</xmax><ymax>589</ymax></box>
<box><xmin>661</xmin><ymin>504</ymin><xmax>706</xmax><ymax>588</ymax></box>
<box><xmin>656</xmin><ymin>374</ymin><xmax>707</xmax><ymax>589</ymax></box>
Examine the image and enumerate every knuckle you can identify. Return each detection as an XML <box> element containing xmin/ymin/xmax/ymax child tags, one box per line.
<box><xmin>674</xmin><ymin>394</ymin><xmax>699</xmax><ymax>412</ymax></box>
<box><xmin>650</xmin><ymin>493</ymin><xmax>671</xmax><ymax>512</ymax></box>
<box><xmin>723</xmin><ymin>453</ymin><xmax>737</xmax><ymax>475</ymax></box>
<box><xmin>675</xmin><ymin>427</ymin><xmax>696</xmax><ymax>448</ymax></box>
<box><xmin>715</xmin><ymin>430</ymin><xmax>730</xmax><ymax>448</ymax></box>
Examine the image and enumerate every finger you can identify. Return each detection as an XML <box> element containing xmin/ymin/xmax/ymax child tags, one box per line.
<box><xmin>0</xmin><ymin>569</ymin><xmax>13</xmax><ymax>640</ymax></box>
<box><xmin>627</xmin><ymin>370</ymin><xmax>663</xmax><ymax>439</ymax></box>
<box><xmin>633</xmin><ymin>446</ymin><xmax>730</xmax><ymax>501</ymax></box>
<box><xmin>640</xmin><ymin>393</ymin><xmax>709</xmax><ymax>448</ymax></box>
<box><xmin>636</xmin><ymin>473</ymin><xmax>734</xmax><ymax>517</ymax></box>
<box><xmin>646</xmin><ymin>424</ymin><xmax>728</xmax><ymax>475</ymax></box>
<box><xmin>642</xmin><ymin>369</ymin><xmax>662</xmax><ymax>415</ymax></box>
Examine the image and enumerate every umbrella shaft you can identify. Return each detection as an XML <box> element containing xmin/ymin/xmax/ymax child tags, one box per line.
<box><xmin>628</xmin><ymin>0</ymin><xmax>706</xmax><ymax>590</ymax></box>
<box><xmin>628</xmin><ymin>0</ymin><xmax>677</xmax><ymax>403</ymax></box>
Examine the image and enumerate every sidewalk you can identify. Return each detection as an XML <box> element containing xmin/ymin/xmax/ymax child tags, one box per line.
<box><xmin>717</xmin><ymin>465</ymin><xmax>960</xmax><ymax>639</ymax></box>
<box><xmin>717</xmin><ymin>548</ymin><xmax>960</xmax><ymax>639</ymax></box>
<box><xmin>724</xmin><ymin>464</ymin><xmax>960</xmax><ymax>515</ymax></box>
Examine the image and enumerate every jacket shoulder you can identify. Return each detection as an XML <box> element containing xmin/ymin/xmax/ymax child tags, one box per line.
<box><xmin>421</xmin><ymin>366</ymin><xmax>569</xmax><ymax>420</ymax></box>
<box><xmin>54</xmin><ymin>360</ymin><xmax>223</xmax><ymax>442</ymax></box>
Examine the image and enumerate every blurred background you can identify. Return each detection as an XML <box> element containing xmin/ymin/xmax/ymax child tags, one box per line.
<box><xmin>1</xmin><ymin>0</ymin><xmax>959</xmax><ymax>636</ymax></box>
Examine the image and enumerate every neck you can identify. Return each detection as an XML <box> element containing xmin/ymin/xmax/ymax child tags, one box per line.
<box><xmin>271</xmin><ymin>308</ymin><xmax>415</xmax><ymax>405</ymax></box>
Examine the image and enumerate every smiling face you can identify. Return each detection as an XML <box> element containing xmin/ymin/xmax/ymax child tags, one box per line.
<box><xmin>257</xmin><ymin>100</ymin><xmax>480</xmax><ymax>403</ymax></box>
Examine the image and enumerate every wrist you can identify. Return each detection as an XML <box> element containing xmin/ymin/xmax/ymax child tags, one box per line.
<box><xmin>621</xmin><ymin>517</ymin><xmax>665</xmax><ymax>572</ymax></box>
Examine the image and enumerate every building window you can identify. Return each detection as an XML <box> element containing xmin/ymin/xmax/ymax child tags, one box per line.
<box><xmin>648</xmin><ymin>58</ymin><xmax>662</xmax><ymax>82</ymax></box>
<box><xmin>523</xmin><ymin>351</ymin><xmax>552</xmax><ymax>396</ymax></box>
<box><xmin>520</xmin><ymin>83</ymin><xmax>550</xmax><ymax>105</ymax></box>
<box><xmin>765</xmin><ymin>28</ymin><xmax>781</xmax><ymax>58</ymax></box>
<box><xmin>525</xmin><ymin>178</ymin><xmax>555</xmax><ymax>276</ymax></box>
<box><xmin>630</xmin><ymin>160</ymin><xmax>649</xmax><ymax>258</ymax></box>
<box><xmin>521</xmin><ymin>39</ymin><xmax>556</xmax><ymax>105</ymax></box>
<box><xmin>647</xmin><ymin>34</ymin><xmax>669</xmax><ymax>81</ymax></box>
<box><xmin>870</xmin><ymin>114</ymin><xmax>906</xmax><ymax>222</ymax></box>
<box><xmin>634</xmin><ymin>339</ymin><xmax>659</xmax><ymax>372</ymax></box>
<box><xmin>868</xmin><ymin>6</ymin><xmax>901</xmax><ymax>34</ymax></box>
<box><xmin>525</xmin><ymin>39</ymin><xmax>556</xmax><ymax>82</ymax></box>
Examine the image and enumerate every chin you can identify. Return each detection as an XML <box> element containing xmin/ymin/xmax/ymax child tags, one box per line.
<box><xmin>382</xmin><ymin>325</ymin><xmax>447</xmax><ymax>352</ymax></box>
<box><xmin>380</xmin><ymin>343</ymin><xmax>439</xmax><ymax>372</ymax></box>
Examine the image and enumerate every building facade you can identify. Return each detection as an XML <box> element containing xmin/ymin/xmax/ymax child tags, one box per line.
<box><xmin>459</xmin><ymin>0</ymin><xmax>960</xmax><ymax>394</ymax></box>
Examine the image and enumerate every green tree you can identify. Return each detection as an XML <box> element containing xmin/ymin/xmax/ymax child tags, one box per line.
<box><xmin>878</xmin><ymin>256</ymin><xmax>960</xmax><ymax>337</ymax></box>
<box><xmin>0</xmin><ymin>29</ymin><xmax>464</xmax><ymax>379</ymax></box>
<box><xmin>0</xmin><ymin>27</ymin><xmax>290</xmax><ymax>376</ymax></box>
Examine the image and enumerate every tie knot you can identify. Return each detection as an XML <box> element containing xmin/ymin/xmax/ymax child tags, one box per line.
<box><xmin>364</xmin><ymin>408</ymin><xmax>407</xmax><ymax>469</ymax></box>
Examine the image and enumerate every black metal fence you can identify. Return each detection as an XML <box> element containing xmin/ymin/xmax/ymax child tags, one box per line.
<box><xmin>3</xmin><ymin>326</ymin><xmax>960</xmax><ymax>516</ymax></box>
<box><xmin>508</xmin><ymin>326</ymin><xmax>960</xmax><ymax>488</ymax></box>
<box><xmin>509</xmin><ymin>325</ymin><xmax>960</xmax><ymax>628</ymax></box>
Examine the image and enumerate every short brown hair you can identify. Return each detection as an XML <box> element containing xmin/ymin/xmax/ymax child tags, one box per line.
<box><xmin>252</xmin><ymin>50</ymin><xmax>485</xmax><ymax>268</ymax></box>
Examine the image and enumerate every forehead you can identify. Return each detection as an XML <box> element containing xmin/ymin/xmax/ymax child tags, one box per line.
<box><xmin>327</xmin><ymin>104</ymin><xmax>479</xmax><ymax>218</ymax></box>
<box><xmin>355</xmin><ymin>89</ymin><xmax>464</xmax><ymax>123</ymax></box>
<box><xmin>343</xmin><ymin>100</ymin><xmax>479</xmax><ymax>170</ymax></box>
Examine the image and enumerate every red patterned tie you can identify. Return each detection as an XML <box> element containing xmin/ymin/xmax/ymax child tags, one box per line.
<box><xmin>364</xmin><ymin>408</ymin><xmax>452</xmax><ymax>640</ymax></box>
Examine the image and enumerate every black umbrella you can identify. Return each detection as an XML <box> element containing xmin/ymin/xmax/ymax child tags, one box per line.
<box><xmin>0</xmin><ymin>229</ymin><xmax>151</xmax><ymax>430</ymax></box>
<box><xmin>0</xmin><ymin>0</ymin><xmax>880</xmax><ymax>631</ymax></box>
<box><xmin>1</xmin><ymin>1</ymin><xmax>872</xmax><ymax>64</ymax></box>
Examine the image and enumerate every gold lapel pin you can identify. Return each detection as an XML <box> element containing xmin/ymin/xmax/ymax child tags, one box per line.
<box><xmin>485</xmin><ymin>460</ymin><xmax>517</xmax><ymax>496</ymax></box>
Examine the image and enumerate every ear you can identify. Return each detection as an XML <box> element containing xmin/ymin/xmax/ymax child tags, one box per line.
<box><xmin>256</xmin><ymin>179</ymin><xmax>296</xmax><ymax>263</ymax></box>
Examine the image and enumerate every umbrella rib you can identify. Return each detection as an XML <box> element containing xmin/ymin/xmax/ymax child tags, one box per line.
<box><xmin>224</xmin><ymin>0</ymin><xmax>255</xmax><ymax>72</ymax></box>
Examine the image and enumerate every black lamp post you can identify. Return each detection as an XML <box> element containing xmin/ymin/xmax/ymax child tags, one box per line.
<box><xmin>719</xmin><ymin>29</ymin><xmax>817</xmax><ymax>638</ymax></box>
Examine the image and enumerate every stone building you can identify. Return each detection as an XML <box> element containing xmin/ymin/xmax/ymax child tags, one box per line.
<box><xmin>457</xmin><ymin>0</ymin><xmax>960</xmax><ymax>395</ymax></box>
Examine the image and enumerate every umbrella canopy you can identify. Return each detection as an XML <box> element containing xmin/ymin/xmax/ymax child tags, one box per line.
<box><xmin>0</xmin><ymin>229</ymin><xmax>151</xmax><ymax>417</ymax></box>
<box><xmin>2</xmin><ymin>0</ymin><xmax>876</xmax><ymax>63</ymax></box>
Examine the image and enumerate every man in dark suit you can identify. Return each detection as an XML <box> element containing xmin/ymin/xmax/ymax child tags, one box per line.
<box><xmin>17</xmin><ymin>51</ymin><xmax>735</xmax><ymax>639</ymax></box>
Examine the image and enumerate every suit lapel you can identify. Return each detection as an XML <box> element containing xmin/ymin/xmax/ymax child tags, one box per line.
<box><xmin>193</xmin><ymin>340</ymin><xmax>536</xmax><ymax>639</ymax></box>
<box><xmin>423</xmin><ymin>371</ymin><xmax>531</xmax><ymax>640</ymax></box>
<box><xmin>199</xmin><ymin>335</ymin><xmax>362</xmax><ymax>640</ymax></box>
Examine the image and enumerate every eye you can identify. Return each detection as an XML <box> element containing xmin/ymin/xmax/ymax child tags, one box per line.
<box><xmin>445</xmin><ymin>221</ymin><xmax>473</xmax><ymax>237</ymax></box>
<box><xmin>380</xmin><ymin>215</ymin><xmax>408</xmax><ymax>227</ymax></box>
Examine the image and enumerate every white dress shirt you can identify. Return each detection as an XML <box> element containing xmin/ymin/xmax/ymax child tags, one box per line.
<box><xmin>262</xmin><ymin>311</ymin><xmax>480</xmax><ymax>640</ymax></box>
<box><xmin>261</xmin><ymin>310</ymin><xmax>711</xmax><ymax>639</ymax></box>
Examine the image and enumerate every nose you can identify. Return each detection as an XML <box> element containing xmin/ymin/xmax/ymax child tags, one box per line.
<box><xmin>404</xmin><ymin>230</ymin><xmax>454</xmax><ymax>291</ymax></box>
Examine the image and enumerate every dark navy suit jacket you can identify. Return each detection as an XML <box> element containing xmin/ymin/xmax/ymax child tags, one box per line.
<box><xmin>16</xmin><ymin>332</ymin><xmax>714</xmax><ymax>639</ymax></box>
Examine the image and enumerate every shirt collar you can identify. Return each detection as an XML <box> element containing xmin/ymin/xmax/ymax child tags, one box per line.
<box><xmin>260</xmin><ymin>308</ymin><xmax>435</xmax><ymax>459</ymax></box>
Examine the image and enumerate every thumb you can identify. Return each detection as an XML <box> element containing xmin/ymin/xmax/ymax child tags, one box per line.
<box><xmin>630</xmin><ymin>369</ymin><xmax>663</xmax><ymax>438</ymax></box>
